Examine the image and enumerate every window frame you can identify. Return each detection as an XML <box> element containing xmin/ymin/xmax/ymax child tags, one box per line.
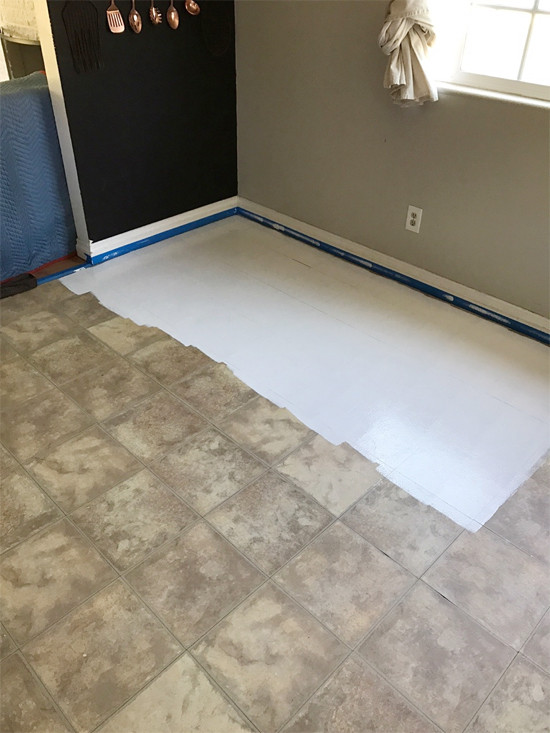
<box><xmin>432</xmin><ymin>0</ymin><xmax>550</xmax><ymax>104</ymax></box>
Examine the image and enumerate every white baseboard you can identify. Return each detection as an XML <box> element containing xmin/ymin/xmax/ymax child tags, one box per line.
<box><xmin>77</xmin><ymin>197</ymin><xmax>239</xmax><ymax>261</ymax></box>
<box><xmin>237</xmin><ymin>197</ymin><xmax>550</xmax><ymax>336</ymax></box>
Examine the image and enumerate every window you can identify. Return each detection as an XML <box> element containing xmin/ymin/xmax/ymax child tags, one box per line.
<box><xmin>431</xmin><ymin>0</ymin><xmax>550</xmax><ymax>104</ymax></box>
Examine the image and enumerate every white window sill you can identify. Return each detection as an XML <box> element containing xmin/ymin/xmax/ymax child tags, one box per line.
<box><xmin>437</xmin><ymin>81</ymin><xmax>550</xmax><ymax>110</ymax></box>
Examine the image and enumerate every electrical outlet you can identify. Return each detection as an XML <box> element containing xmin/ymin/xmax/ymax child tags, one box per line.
<box><xmin>406</xmin><ymin>205</ymin><xmax>423</xmax><ymax>233</ymax></box>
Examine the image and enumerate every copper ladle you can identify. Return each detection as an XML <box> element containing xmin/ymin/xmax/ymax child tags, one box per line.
<box><xmin>185</xmin><ymin>0</ymin><xmax>200</xmax><ymax>15</ymax></box>
<box><xmin>167</xmin><ymin>0</ymin><xmax>179</xmax><ymax>28</ymax></box>
<box><xmin>129</xmin><ymin>0</ymin><xmax>142</xmax><ymax>32</ymax></box>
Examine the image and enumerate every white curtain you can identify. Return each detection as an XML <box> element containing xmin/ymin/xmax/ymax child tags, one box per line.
<box><xmin>0</xmin><ymin>0</ymin><xmax>39</xmax><ymax>43</ymax></box>
<box><xmin>378</xmin><ymin>0</ymin><xmax>438</xmax><ymax>106</ymax></box>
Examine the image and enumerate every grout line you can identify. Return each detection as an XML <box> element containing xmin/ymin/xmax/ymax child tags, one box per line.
<box><xmin>405</xmin><ymin>578</ymin><xmax>523</xmax><ymax>654</ymax></box>
<box><xmin>517</xmin><ymin>649</ymin><xmax>550</xmax><ymax>677</ymax></box>
<box><xmin>15</xmin><ymin>650</ymin><xmax>78</xmax><ymax>733</ymax></box>
<box><xmin>116</xmin><ymin>575</ymin><xmax>185</xmax><ymax>651</ymax></box>
<box><xmin>86</xmin><ymin>651</ymin><xmax>187</xmax><ymax>733</ymax></box>
<box><xmin>521</xmin><ymin>607</ymin><xmax>549</xmax><ymax>653</ymax></box>
<box><xmin>460</xmin><ymin>650</ymin><xmax>520</xmax><ymax>732</ymax></box>
<box><xmin>414</xmin><ymin>527</ymin><xmax>467</xmax><ymax>580</ymax></box>
<box><xmin>3</xmin><ymin>283</ymin><xmax>548</xmax><ymax>733</ymax></box>
<box><xmin>89</xmin><ymin>650</ymin><xmax>262</xmax><ymax>733</ymax></box>
<box><xmin>274</xmin><ymin>651</ymin><xmax>355</xmax><ymax>733</ymax></box>
<box><xmin>186</xmin><ymin>465</ymin><xmax>272</xmax><ymax>519</ymax></box>
<box><xmin>482</xmin><ymin>522</ymin><xmax>550</xmax><ymax>566</ymax></box>
<box><xmin>85</xmin><ymin>651</ymin><xmax>184</xmax><ymax>733</ymax></box>
<box><xmin>18</xmin><ymin>575</ymin><xmax>121</xmax><ymax>651</ymax></box>
<box><xmin>349</xmin><ymin>578</ymin><xmax>420</xmax><ymax>654</ymax></box>
<box><xmin>355</xmin><ymin>653</ymin><xmax>447</xmax><ymax>732</ymax></box>
<box><xmin>183</xmin><ymin>653</ymin><xmax>262</xmax><ymax>733</ymax></box>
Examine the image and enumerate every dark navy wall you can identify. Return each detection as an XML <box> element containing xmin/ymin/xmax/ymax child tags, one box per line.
<box><xmin>48</xmin><ymin>0</ymin><xmax>237</xmax><ymax>242</ymax></box>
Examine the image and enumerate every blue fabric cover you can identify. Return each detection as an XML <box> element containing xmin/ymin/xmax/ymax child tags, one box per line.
<box><xmin>1</xmin><ymin>72</ymin><xmax>76</xmax><ymax>280</ymax></box>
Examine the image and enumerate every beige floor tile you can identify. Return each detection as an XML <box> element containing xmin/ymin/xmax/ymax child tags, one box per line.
<box><xmin>275</xmin><ymin>521</ymin><xmax>413</xmax><ymax>645</ymax></box>
<box><xmin>130</xmin><ymin>336</ymin><xmax>215</xmax><ymax>385</ymax></box>
<box><xmin>1</xmin><ymin>520</ymin><xmax>116</xmax><ymax>644</ymax></box>
<box><xmin>88</xmin><ymin>315</ymin><xmax>164</xmax><ymax>355</ymax></box>
<box><xmin>523</xmin><ymin>610</ymin><xmax>550</xmax><ymax>674</ymax></box>
<box><xmin>208</xmin><ymin>472</ymin><xmax>332</xmax><ymax>574</ymax></box>
<box><xmin>283</xmin><ymin>655</ymin><xmax>440</xmax><ymax>733</ymax></box>
<box><xmin>468</xmin><ymin>655</ymin><xmax>550</xmax><ymax>732</ymax></box>
<box><xmin>0</xmin><ymin>356</ymin><xmax>53</xmax><ymax>408</ymax></box>
<box><xmin>1</xmin><ymin>470</ymin><xmax>61</xmax><ymax>552</ymax></box>
<box><xmin>27</xmin><ymin>281</ymin><xmax>71</xmax><ymax>304</ymax></box>
<box><xmin>127</xmin><ymin>522</ymin><xmax>264</xmax><ymax>646</ymax></box>
<box><xmin>192</xmin><ymin>582</ymin><xmax>347</xmax><ymax>732</ymax></box>
<box><xmin>486</xmin><ymin>475</ymin><xmax>549</xmax><ymax>566</ymax></box>
<box><xmin>62</xmin><ymin>358</ymin><xmax>160</xmax><ymax>421</ymax></box>
<box><xmin>29</xmin><ymin>332</ymin><xmax>115</xmax><ymax>384</ymax></box>
<box><xmin>24</xmin><ymin>581</ymin><xmax>182</xmax><ymax>733</ymax></box>
<box><xmin>531</xmin><ymin>453</ymin><xmax>550</xmax><ymax>486</ymax></box>
<box><xmin>0</xmin><ymin>443</ymin><xmax>20</xmax><ymax>477</ymax></box>
<box><xmin>0</xmin><ymin>310</ymin><xmax>75</xmax><ymax>353</ymax></box>
<box><xmin>26</xmin><ymin>425</ymin><xmax>141</xmax><ymax>512</ymax></box>
<box><xmin>0</xmin><ymin>389</ymin><xmax>93</xmax><ymax>462</ymax></box>
<box><xmin>276</xmin><ymin>435</ymin><xmax>382</xmax><ymax>515</ymax></box>
<box><xmin>0</xmin><ymin>653</ymin><xmax>70</xmax><ymax>733</ymax></box>
<box><xmin>342</xmin><ymin>478</ymin><xmax>462</xmax><ymax>576</ymax></box>
<box><xmin>171</xmin><ymin>363</ymin><xmax>257</xmax><ymax>421</ymax></box>
<box><xmin>103</xmin><ymin>391</ymin><xmax>208</xmax><ymax>463</ymax></box>
<box><xmin>0</xmin><ymin>623</ymin><xmax>16</xmax><ymax>660</ymax></box>
<box><xmin>218</xmin><ymin>396</ymin><xmax>314</xmax><ymax>464</ymax></box>
<box><xmin>0</xmin><ymin>282</ymin><xmax>70</xmax><ymax>326</ymax></box>
<box><xmin>0</xmin><ymin>336</ymin><xmax>19</xmax><ymax>362</ymax></box>
<box><xmin>72</xmin><ymin>470</ymin><xmax>197</xmax><ymax>571</ymax></box>
<box><xmin>151</xmin><ymin>427</ymin><xmax>265</xmax><ymax>514</ymax></box>
<box><xmin>57</xmin><ymin>292</ymin><xmax>114</xmax><ymax>328</ymax></box>
<box><xmin>99</xmin><ymin>654</ymin><xmax>255</xmax><ymax>733</ymax></box>
<box><xmin>0</xmin><ymin>296</ymin><xmax>39</xmax><ymax>327</ymax></box>
<box><xmin>359</xmin><ymin>582</ymin><xmax>515</xmax><ymax>733</ymax></box>
<box><xmin>424</xmin><ymin>527</ymin><xmax>550</xmax><ymax>649</ymax></box>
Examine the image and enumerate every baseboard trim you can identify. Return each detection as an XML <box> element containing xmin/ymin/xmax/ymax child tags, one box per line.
<box><xmin>78</xmin><ymin>197</ymin><xmax>239</xmax><ymax>263</ymax></box>
<box><xmin>35</xmin><ymin>194</ymin><xmax>549</xmax><ymax>346</ymax></box>
<box><xmin>237</xmin><ymin>199</ymin><xmax>550</xmax><ymax>347</ymax></box>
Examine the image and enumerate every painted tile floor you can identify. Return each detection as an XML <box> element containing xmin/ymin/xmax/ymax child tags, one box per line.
<box><xmin>1</xmin><ymin>278</ymin><xmax>549</xmax><ymax>732</ymax></box>
<box><xmin>61</xmin><ymin>217</ymin><xmax>550</xmax><ymax>529</ymax></box>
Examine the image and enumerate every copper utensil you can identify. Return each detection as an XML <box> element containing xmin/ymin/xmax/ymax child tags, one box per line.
<box><xmin>185</xmin><ymin>0</ymin><xmax>200</xmax><ymax>16</ymax></box>
<box><xmin>106</xmin><ymin>0</ymin><xmax>125</xmax><ymax>32</ymax></box>
<box><xmin>167</xmin><ymin>0</ymin><xmax>179</xmax><ymax>28</ymax></box>
<box><xmin>149</xmin><ymin>0</ymin><xmax>162</xmax><ymax>24</ymax></box>
<box><xmin>129</xmin><ymin>0</ymin><xmax>142</xmax><ymax>32</ymax></box>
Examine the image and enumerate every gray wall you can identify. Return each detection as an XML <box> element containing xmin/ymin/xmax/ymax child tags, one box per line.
<box><xmin>235</xmin><ymin>0</ymin><xmax>550</xmax><ymax>317</ymax></box>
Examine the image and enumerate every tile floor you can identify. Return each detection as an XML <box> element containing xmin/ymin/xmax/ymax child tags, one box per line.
<box><xmin>61</xmin><ymin>217</ymin><xmax>550</xmax><ymax>529</ymax></box>
<box><xmin>1</xmin><ymin>279</ymin><xmax>549</xmax><ymax>732</ymax></box>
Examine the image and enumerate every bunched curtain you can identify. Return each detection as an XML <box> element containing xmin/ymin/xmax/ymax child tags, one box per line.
<box><xmin>378</xmin><ymin>0</ymin><xmax>438</xmax><ymax>106</ymax></box>
<box><xmin>0</xmin><ymin>0</ymin><xmax>38</xmax><ymax>43</ymax></box>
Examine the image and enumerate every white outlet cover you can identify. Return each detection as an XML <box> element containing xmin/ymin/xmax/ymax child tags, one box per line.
<box><xmin>406</xmin><ymin>205</ymin><xmax>423</xmax><ymax>233</ymax></box>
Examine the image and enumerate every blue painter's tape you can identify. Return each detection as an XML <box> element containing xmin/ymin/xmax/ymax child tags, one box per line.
<box><xmin>89</xmin><ymin>208</ymin><xmax>238</xmax><ymax>265</ymax></box>
<box><xmin>237</xmin><ymin>207</ymin><xmax>550</xmax><ymax>347</ymax></box>
<box><xmin>35</xmin><ymin>203</ymin><xmax>548</xmax><ymax>347</ymax></box>
<box><xmin>36</xmin><ymin>262</ymin><xmax>93</xmax><ymax>284</ymax></box>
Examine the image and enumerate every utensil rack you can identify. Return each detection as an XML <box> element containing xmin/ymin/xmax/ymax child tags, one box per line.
<box><xmin>106</xmin><ymin>0</ymin><xmax>200</xmax><ymax>34</ymax></box>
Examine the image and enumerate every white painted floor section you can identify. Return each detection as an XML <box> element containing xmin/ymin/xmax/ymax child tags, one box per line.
<box><xmin>62</xmin><ymin>217</ymin><xmax>550</xmax><ymax>530</ymax></box>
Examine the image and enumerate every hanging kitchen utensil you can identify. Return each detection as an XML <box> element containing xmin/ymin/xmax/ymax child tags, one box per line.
<box><xmin>167</xmin><ymin>0</ymin><xmax>180</xmax><ymax>28</ymax></box>
<box><xmin>129</xmin><ymin>0</ymin><xmax>142</xmax><ymax>33</ymax></box>
<box><xmin>61</xmin><ymin>1</ymin><xmax>102</xmax><ymax>73</ymax></box>
<box><xmin>106</xmin><ymin>0</ymin><xmax>125</xmax><ymax>32</ymax></box>
<box><xmin>185</xmin><ymin>0</ymin><xmax>200</xmax><ymax>16</ymax></box>
<box><xmin>149</xmin><ymin>0</ymin><xmax>162</xmax><ymax>24</ymax></box>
